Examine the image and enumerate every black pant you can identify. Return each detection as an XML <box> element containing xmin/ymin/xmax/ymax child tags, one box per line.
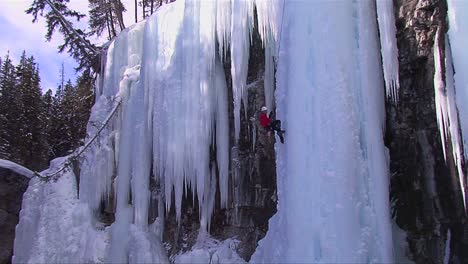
<box><xmin>268</xmin><ymin>120</ymin><xmax>284</xmax><ymax>143</ymax></box>
<box><xmin>270</xmin><ymin>120</ymin><xmax>282</xmax><ymax>131</ymax></box>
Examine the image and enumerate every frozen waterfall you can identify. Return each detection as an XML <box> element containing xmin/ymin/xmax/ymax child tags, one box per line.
<box><xmin>251</xmin><ymin>0</ymin><xmax>393</xmax><ymax>262</ymax></box>
<box><xmin>13</xmin><ymin>0</ymin><xmax>406</xmax><ymax>262</ymax></box>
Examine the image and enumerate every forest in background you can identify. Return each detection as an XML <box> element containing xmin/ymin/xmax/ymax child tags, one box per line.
<box><xmin>0</xmin><ymin>52</ymin><xmax>94</xmax><ymax>171</ymax></box>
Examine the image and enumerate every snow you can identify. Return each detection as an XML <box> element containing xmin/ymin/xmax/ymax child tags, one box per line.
<box><xmin>13</xmin><ymin>158</ymin><xmax>108</xmax><ymax>263</ymax></box>
<box><xmin>174</xmin><ymin>233</ymin><xmax>245</xmax><ymax>264</ymax></box>
<box><xmin>251</xmin><ymin>0</ymin><xmax>393</xmax><ymax>262</ymax></box>
<box><xmin>376</xmin><ymin>0</ymin><xmax>400</xmax><ymax>102</ymax></box>
<box><xmin>13</xmin><ymin>156</ymin><xmax>168</xmax><ymax>263</ymax></box>
<box><xmin>0</xmin><ymin>159</ymin><xmax>36</xmax><ymax>179</ymax></box>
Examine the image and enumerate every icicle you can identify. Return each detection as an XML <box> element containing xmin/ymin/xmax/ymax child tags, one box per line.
<box><xmin>444</xmin><ymin>229</ymin><xmax>451</xmax><ymax>264</ymax></box>
<box><xmin>216</xmin><ymin>0</ymin><xmax>231</xmax><ymax>61</ymax></box>
<box><xmin>376</xmin><ymin>0</ymin><xmax>400</xmax><ymax>102</ymax></box>
<box><xmin>254</xmin><ymin>0</ymin><xmax>280</xmax><ymax>46</ymax></box>
<box><xmin>264</xmin><ymin>44</ymin><xmax>275</xmax><ymax>111</ymax></box>
<box><xmin>231</xmin><ymin>0</ymin><xmax>254</xmax><ymax>142</ymax></box>
<box><xmin>434</xmin><ymin>28</ymin><xmax>466</xmax><ymax>209</ymax></box>
<box><xmin>215</xmin><ymin>56</ymin><xmax>230</xmax><ymax>208</ymax></box>
<box><xmin>447</xmin><ymin>0</ymin><xmax>468</xmax><ymax>162</ymax></box>
<box><xmin>434</xmin><ymin>29</ymin><xmax>450</xmax><ymax>160</ymax></box>
<box><xmin>80</xmin><ymin>0</ymin><xmax>281</xmax><ymax>242</ymax></box>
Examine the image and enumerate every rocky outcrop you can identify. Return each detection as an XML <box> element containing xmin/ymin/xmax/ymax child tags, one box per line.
<box><xmin>387</xmin><ymin>0</ymin><xmax>467</xmax><ymax>262</ymax></box>
<box><xmin>0</xmin><ymin>169</ymin><xmax>29</xmax><ymax>264</ymax></box>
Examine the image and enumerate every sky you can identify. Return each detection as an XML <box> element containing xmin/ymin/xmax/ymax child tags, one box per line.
<box><xmin>0</xmin><ymin>0</ymin><xmax>136</xmax><ymax>93</ymax></box>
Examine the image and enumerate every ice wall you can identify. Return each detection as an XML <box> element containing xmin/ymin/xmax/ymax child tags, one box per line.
<box><xmin>15</xmin><ymin>0</ymin><xmax>279</xmax><ymax>261</ymax></box>
<box><xmin>14</xmin><ymin>0</ymin><xmax>399</xmax><ymax>262</ymax></box>
<box><xmin>251</xmin><ymin>0</ymin><xmax>393</xmax><ymax>262</ymax></box>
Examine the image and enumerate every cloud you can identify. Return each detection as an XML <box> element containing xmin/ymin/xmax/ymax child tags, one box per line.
<box><xmin>0</xmin><ymin>0</ymin><xmax>85</xmax><ymax>92</ymax></box>
<box><xmin>0</xmin><ymin>0</ymin><xmax>138</xmax><ymax>93</ymax></box>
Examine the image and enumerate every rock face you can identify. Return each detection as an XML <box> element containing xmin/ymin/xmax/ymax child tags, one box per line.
<box><xmin>388</xmin><ymin>0</ymin><xmax>467</xmax><ymax>262</ymax></box>
<box><xmin>0</xmin><ymin>169</ymin><xmax>29</xmax><ymax>264</ymax></box>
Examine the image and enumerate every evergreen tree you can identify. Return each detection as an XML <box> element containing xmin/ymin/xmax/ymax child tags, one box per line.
<box><xmin>41</xmin><ymin>89</ymin><xmax>54</xmax><ymax>161</ymax></box>
<box><xmin>49</xmin><ymin>80</ymin><xmax>68</xmax><ymax>158</ymax></box>
<box><xmin>139</xmin><ymin>0</ymin><xmax>162</xmax><ymax>19</ymax></box>
<box><xmin>0</xmin><ymin>52</ymin><xmax>95</xmax><ymax>168</ymax></box>
<box><xmin>27</xmin><ymin>0</ymin><xmax>99</xmax><ymax>72</ymax></box>
<box><xmin>47</xmin><ymin>74</ymin><xmax>94</xmax><ymax>159</ymax></box>
<box><xmin>62</xmin><ymin>79</ymin><xmax>77</xmax><ymax>151</ymax></box>
<box><xmin>15</xmin><ymin>53</ymin><xmax>44</xmax><ymax>169</ymax></box>
<box><xmin>89</xmin><ymin>0</ymin><xmax>127</xmax><ymax>40</ymax></box>
<box><xmin>0</xmin><ymin>54</ymin><xmax>17</xmax><ymax>160</ymax></box>
<box><xmin>74</xmin><ymin>70</ymin><xmax>95</xmax><ymax>144</ymax></box>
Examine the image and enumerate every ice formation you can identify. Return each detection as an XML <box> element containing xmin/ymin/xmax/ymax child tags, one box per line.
<box><xmin>13</xmin><ymin>158</ymin><xmax>113</xmax><ymax>263</ymax></box>
<box><xmin>376</xmin><ymin>0</ymin><xmax>400</xmax><ymax>101</ymax></box>
<box><xmin>10</xmin><ymin>0</ymin><xmax>426</xmax><ymax>262</ymax></box>
<box><xmin>14</xmin><ymin>0</ymin><xmax>276</xmax><ymax>262</ymax></box>
<box><xmin>0</xmin><ymin>159</ymin><xmax>35</xmax><ymax>179</ymax></box>
<box><xmin>252</xmin><ymin>0</ymin><xmax>393</xmax><ymax>262</ymax></box>
<box><xmin>433</xmin><ymin>29</ymin><xmax>466</xmax><ymax>208</ymax></box>
<box><xmin>446</xmin><ymin>1</ymin><xmax>468</xmax><ymax>164</ymax></box>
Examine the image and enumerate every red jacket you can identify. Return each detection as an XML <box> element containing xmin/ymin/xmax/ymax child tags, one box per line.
<box><xmin>260</xmin><ymin>112</ymin><xmax>271</xmax><ymax>128</ymax></box>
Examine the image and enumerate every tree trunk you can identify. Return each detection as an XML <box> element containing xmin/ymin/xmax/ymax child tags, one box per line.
<box><xmin>107</xmin><ymin>5</ymin><xmax>117</xmax><ymax>38</ymax></box>
<box><xmin>134</xmin><ymin>0</ymin><xmax>138</xmax><ymax>23</ymax></box>
<box><xmin>113</xmin><ymin>0</ymin><xmax>126</xmax><ymax>30</ymax></box>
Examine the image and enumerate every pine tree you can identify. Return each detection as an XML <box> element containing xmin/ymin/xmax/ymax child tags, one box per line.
<box><xmin>74</xmin><ymin>71</ymin><xmax>95</xmax><ymax>144</ymax></box>
<box><xmin>89</xmin><ymin>0</ymin><xmax>127</xmax><ymax>40</ymax></box>
<box><xmin>62</xmin><ymin>79</ymin><xmax>76</xmax><ymax>151</ymax></box>
<box><xmin>0</xmin><ymin>54</ymin><xmax>17</xmax><ymax>160</ymax></box>
<box><xmin>41</xmin><ymin>89</ymin><xmax>54</xmax><ymax>161</ymax></box>
<box><xmin>27</xmin><ymin>0</ymin><xmax>99</xmax><ymax>72</ymax></box>
<box><xmin>49</xmin><ymin>80</ymin><xmax>68</xmax><ymax>158</ymax></box>
<box><xmin>139</xmin><ymin>0</ymin><xmax>162</xmax><ymax>19</ymax></box>
<box><xmin>0</xmin><ymin>52</ymin><xmax>95</xmax><ymax>168</ymax></box>
<box><xmin>15</xmin><ymin>53</ymin><xmax>45</xmax><ymax>169</ymax></box>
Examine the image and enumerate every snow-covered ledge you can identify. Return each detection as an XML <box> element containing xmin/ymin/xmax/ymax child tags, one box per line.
<box><xmin>0</xmin><ymin>159</ymin><xmax>35</xmax><ymax>179</ymax></box>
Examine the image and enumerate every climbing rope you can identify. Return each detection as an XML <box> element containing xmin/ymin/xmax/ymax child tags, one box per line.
<box><xmin>35</xmin><ymin>98</ymin><xmax>122</xmax><ymax>181</ymax></box>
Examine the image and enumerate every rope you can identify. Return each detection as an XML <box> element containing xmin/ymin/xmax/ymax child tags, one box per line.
<box><xmin>35</xmin><ymin>98</ymin><xmax>122</xmax><ymax>181</ymax></box>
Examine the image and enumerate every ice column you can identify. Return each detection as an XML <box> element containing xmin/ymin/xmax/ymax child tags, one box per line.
<box><xmin>230</xmin><ymin>0</ymin><xmax>253</xmax><ymax>142</ymax></box>
<box><xmin>447</xmin><ymin>1</ymin><xmax>468</xmax><ymax>160</ymax></box>
<box><xmin>376</xmin><ymin>0</ymin><xmax>400</xmax><ymax>101</ymax></box>
<box><xmin>252</xmin><ymin>0</ymin><xmax>393</xmax><ymax>262</ymax></box>
<box><xmin>433</xmin><ymin>28</ymin><xmax>466</xmax><ymax>208</ymax></box>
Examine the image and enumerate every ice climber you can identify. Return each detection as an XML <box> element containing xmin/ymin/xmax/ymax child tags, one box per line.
<box><xmin>259</xmin><ymin>106</ymin><xmax>285</xmax><ymax>143</ymax></box>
